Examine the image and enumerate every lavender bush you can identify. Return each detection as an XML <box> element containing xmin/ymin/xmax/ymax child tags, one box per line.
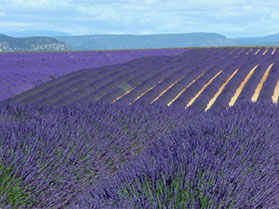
<box><xmin>0</xmin><ymin>101</ymin><xmax>278</xmax><ymax>208</ymax></box>
<box><xmin>78</xmin><ymin>101</ymin><xmax>279</xmax><ymax>209</ymax></box>
<box><xmin>0</xmin><ymin>101</ymin><xmax>198</xmax><ymax>208</ymax></box>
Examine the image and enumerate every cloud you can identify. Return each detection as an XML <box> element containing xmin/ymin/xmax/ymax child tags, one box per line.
<box><xmin>0</xmin><ymin>0</ymin><xmax>278</xmax><ymax>37</ymax></box>
<box><xmin>9</xmin><ymin>0</ymin><xmax>70</xmax><ymax>10</ymax></box>
<box><xmin>0</xmin><ymin>11</ymin><xmax>5</xmax><ymax>17</ymax></box>
<box><xmin>0</xmin><ymin>21</ymin><xmax>35</xmax><ymax>28</ymax></box>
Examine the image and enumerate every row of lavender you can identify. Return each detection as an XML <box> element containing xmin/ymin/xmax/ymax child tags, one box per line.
<box><xmin>5</xmin><ymin>47</ymin><xmax>279</xmax><ymax>112</ymax></box>
<box><xmin>0</xmin><ymin>101</ymin><xmax>278</xmax><ymax>208</ymax></box>
<box><xmin>0</xmin><ymin>48</ymin><xmax>191</xmax><ymax>101</ymax></box>
<box><xmin>3</xmin><ymin>47</ymin><xmax>209</xmax><ymax>103</ymax></box>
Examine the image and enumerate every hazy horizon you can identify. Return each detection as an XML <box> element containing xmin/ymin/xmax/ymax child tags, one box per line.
<box><xmin>0</xmin><ymin>0</ymin><xmax>279</xmax><ymax>38</ymax></box>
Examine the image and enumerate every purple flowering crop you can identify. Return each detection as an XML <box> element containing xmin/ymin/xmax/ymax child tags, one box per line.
<box><xmin>0</xmin><ymin>48</ymin><xmax>190</xmax><ymax>101</ymax></box>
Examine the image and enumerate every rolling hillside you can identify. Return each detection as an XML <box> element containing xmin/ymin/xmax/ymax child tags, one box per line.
<box><xmin>4</xmin><ymin>47</ymin><xmax>279</xmax><ymax>112</ymax></box>
<box><xmin>56</xmin><ymin>33</ymin><xmax>233</xmax><ymax>50</ymax></box>
<box><xmin>55</xmin><ymin>32</ymin><xmax>279</xmax><ymax>50</ymax></box>
<box><xmin>0</xmin><ymin>34</ymin><xmax>71</xmax><ymax>51</ymax></box>
<box><xmin>0</xmin><ymin>48</ymin><xmax>189</xmax><ymax>101</ymax></box>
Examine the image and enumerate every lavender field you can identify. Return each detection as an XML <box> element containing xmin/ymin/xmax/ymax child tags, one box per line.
<box><xmin>0</xmin><ymin>47</ymin><xmax>279</xmax><ymax>209</ymax></box>
<box><xmin>0</xmin><ymin>48</ymin><xmax>189</xmax><ymax>101</ymax></box>
<box><xmin>3</xmin><ymin>47</ymin><xmax>279</xmax><ymax>112</ymax></box>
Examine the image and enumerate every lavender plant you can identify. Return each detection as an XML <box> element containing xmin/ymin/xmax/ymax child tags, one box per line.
<box><xmin>81</xmin><ymin>101</ymin><xmax>279</xmax><ymax>209</ymax></box>
<box><xmin>0</xmin><ymin>102</ymin><xmax>197</xmax><ymax>208</ymax></box>
<box><xmin>0</xmin><ymin>160</ymin><xmax>37</xmax><ymax>209</ymax></box>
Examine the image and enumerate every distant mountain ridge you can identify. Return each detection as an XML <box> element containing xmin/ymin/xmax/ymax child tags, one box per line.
<box><xmin>230</xmin><ymin>33</ymin><xmax>279</xmax><ymax>46</ymax></box>
<box><xmin>54</xmin><ymin>32</ymin><xmax>279</xmax><ymax>50</ymax></box>
<box><xmin>0</xmin><ymin>34</ymin><xmax>71</xmax><ymax>52</ymax></box>
<box><xmin>1</xmin><ymin>31</ymin><xmax>279</xmax><ymax>51</ymax></box>
<box><xmin>56</xmin><ymin>33</ymin><xmax>235</xmax><ymax>50</ymax></box>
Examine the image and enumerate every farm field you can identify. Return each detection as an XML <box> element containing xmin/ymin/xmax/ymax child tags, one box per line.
<box><xmin>0</xmin><ymin>47</ymin><xmax>279</xmax><ymax>209</ymax></box>
<box><xmin>0</xmin><ymin>48</ymin><xmax>189</xmax><ymax>101</ymax></box>
<box><xmin>0</xmin><ymin>101</ymin><xmax>278</xmax><ymax>208</ymax></box>
<box><xmin>4</xmin><ymin>47</ymin><xmax>279</xmax><ymax>113</ymax></box>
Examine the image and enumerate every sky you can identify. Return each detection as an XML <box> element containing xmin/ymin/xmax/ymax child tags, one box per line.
<box><xmin>0</xmin><ymin>0</ymin><xmax>279</xmax><ymax>38</ymax></box>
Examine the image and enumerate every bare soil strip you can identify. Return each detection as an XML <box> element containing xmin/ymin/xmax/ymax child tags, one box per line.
<box><xmin>167</xmin><ymin>72</ymin><xmax>205</xmax><ymax>106</ymax></box>
<box><xmin>205</xmin><ymin>68</ymin><xmax>239</xmax><ymax>112</ymax></box>
<box><xmin>150</xmin><ymin>76</ymin><xmax>185</xmax><ymax>104</ymax></box>
<box><xmin>272</xmin><ymin>80</ymin><xmax>279</xmax><ymax>104</ymax></box>
<box><xmin>185</xmin><ymin>70</ymin><xmax>223</xmax><ymax>108</ymax></box>
<box><xmin>262</xmin><ymin>49</ymin><xmax>269</xmax><ymax>56</ymax></box>
<box><xmin>228</xmin><ymin>64</ymin><xmax>259</xmax><ymax>107</ymax></box>
<box><xmin>251</xmin><ymin>63</ymin><xmax>274</xmax><ymax>102</ymax></box>
<box><xmin>111</xmin><ymin>87</ymin><xmax>136</xmax><ymax>103</ymax></box>
<box><xmin>254</xmin><ymin>49</ymin><xmax>261</xmax><ymax>55</ymax></box>
<box><xmin>129</xmin><ymin>80</ymin><xmax>164</xmax><ymax>104</ymax></box>
<box><xmin>246</xmin><ymin>48</ymin><xmax>253</xmax><ymax>55</ymax></box>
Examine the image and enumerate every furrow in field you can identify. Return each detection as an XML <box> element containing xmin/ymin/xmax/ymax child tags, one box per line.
<box><xmin>246</xmin><ymin>48</ymin><xmax>257</xmax><ymax>56</ymax></box>
<box><xmin>167</xmin><ymin>72</ymin><xmax>205</xmax><ymax>106</ymax></box>
<box><xmin>103</xmin><ymin>56</ymin><xmax>197</xmax><ymax>105</ymax></box>
<box><xmin>236</xmin><ymin>48</ymin><xmax>244</xmax><ymax>55</ymax></box>
<box><xmin>133</xmin><ymin>49</ymin><xmax>234</xmax><ymax>105</ymax></box>
<box><xmin>238</xmin><ymin>48</ymin><xmax>250</xmax><ymax>55</ymax></box>
<box><xmin>79</xmin><ymin>56</ymin><xmax>191</xmax><ymax>104</ymax></box>
<box><xmin>251</xmin><ymin>63</ymin><xmax>274</xmax><ymax>102</ymax></box>
<box><xmin>128</xmin><ymin>81</ymin><xmax>162</xmax><ymax>105</ymax></box>
<box><xmin>256</xmin><ymin>63</ymin><xmax>279</xmax><ymax>103</ymax></box>
<box><xmin>154</xmin><ymin>50</ymin><xmax>248</xmax><ymax>106</ymax></box>
<box><xmin>118</xmin><ymin>49</ymin><xmax>231</xmax><ymax>105</ymax></box>
<box><xmin>229</xmin><ymin>48</ymin><xmax>242</xmax><ymax>55</ymax></box>
<box><xmin>272</xmin><ymin>80</ymin><xmax>279</xmax><ymax>104</ymax></box>
<box><xmin>79</xmin><ymin>68</ymin><xmax>166</xmax><ymax>104</ymax></box>
<box><xmin>262</xmin><ymin>49</ymin><xmax>269</xmax><ymax>56</ymax></box>
<box><xmin>246</xmin><ymin>48</ymin><xmax>253</xmax><ymax>55</ymax></box>
<box><xmin>250</xmin><ymin>48</ymin><xmax>259</xmax><ymax>55</ymax></box>
<box><xmin>166</xmin><ymin>52</ymin><xmax>249</xmax><ymax>107</ymax></box>
<box><xmin>111</xmin><ymin>87</ymin><xmax>136</xmax><ymax>103</ymax></box>
<box><xmin>254</xmin><ymin>49</ymin><xmax>262</xmax><ymax>55</ymax></box>
<box><xmin>150</xmin><ymin>76</ymin><xmax>185</xmax><ymax>104</ymax></box>
<box><xmin>228</xmin><ymin>64</ymin><xmax>259</xmax><ymax>107</ymax></box>
<box><xmin>185</xmin><ymin>70</ymin><xmax>223</xmax><ymax>108</ymax></box>
<box><xmin>272</xmin><ymin>48</ymin><xmax>277</xmax><ymax>55</ymax></box>
<box><xmin>55</xmin><ymin>57</ymin><xmax>171</xmax><ymax>105</ymax></box>
<box><xmin>235</xmin><ymin>63</ymin><xmax>273</xmax><ymax>105</ymax></box>
<box><xmin>133</xmin><ymin>68</ymin><xmax>192</xmax><ymax>105</ymax></box>
<box><xmin>205</xmin><ymin>68</ymin><xmax>239</xmax><ymax>112</ymax></box>
<box><xmin>208</xmin><ymin>61</ymin><xmax>260</xmax><ymax>111</ymax></box>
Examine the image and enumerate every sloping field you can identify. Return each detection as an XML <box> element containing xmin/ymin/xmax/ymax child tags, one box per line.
<box><xmin>0</xmin><ymin>48</ymin><xmax>189</xmax><ymax>101</ymax></box>
<box><xmin>4</xmin><ymin>47</ymin><xmax>279</xmax><ymax>112</ymax></box>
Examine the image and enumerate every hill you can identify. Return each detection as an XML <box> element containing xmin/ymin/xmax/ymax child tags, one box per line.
<box><xmin>55</xmin><ymin>32</ymin><xmax>279</xmax><ymax>50</ymax></box>
<box><xmin>229</xmin><ymin>33</ymin><xmax>279</xmax><ymax>46</ymax></box>
<box><xmin>0</xmin><ymin>48</ymin><xmax>189</xmax><ymax>101</ymax></box>
<box><xmin>4</xmin><ymin>47</ymin><xmax>279</xmax><ymax>113</ymax></box>
<box><xmin>0</xmin><ymin>34</ymin><xmax>71</xmax><ymax>52</ymax></box>
<box><xmin>56</xmin><ymin>33</ymin><xmax>234</xmax><ymax>50</ymax></box>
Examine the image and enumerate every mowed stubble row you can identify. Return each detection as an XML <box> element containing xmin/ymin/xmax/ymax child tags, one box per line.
<box><xmin>4</xmin><ymin>47</ymin><xmax>279</xmax><ymax>112</ymax></box>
